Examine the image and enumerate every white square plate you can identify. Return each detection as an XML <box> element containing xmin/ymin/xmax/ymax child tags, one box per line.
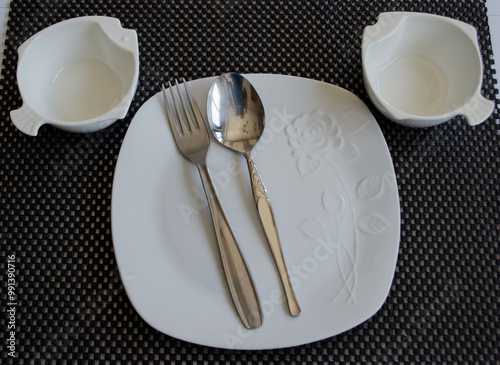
<box><xmin>111</xmin><ymin>74</ymin><xmax>400</xmax><ymax>349</ymax></box>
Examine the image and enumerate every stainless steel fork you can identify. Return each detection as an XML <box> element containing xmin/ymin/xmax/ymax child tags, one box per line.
<box><xmin>162</xmin><ymin>79</ymin><xmax>263</xmax><ymax>329</ymax></box>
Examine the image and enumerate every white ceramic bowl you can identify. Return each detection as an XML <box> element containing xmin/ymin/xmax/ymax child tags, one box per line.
<box><xmin>362</xmin><ymin>12</ymin><xmax>494</xmax><ymax>128</ymax></box>
<box><xmin>10</xmin><ymin>16</ymin><xmax>139</xmax><ymax>136</ymax></box>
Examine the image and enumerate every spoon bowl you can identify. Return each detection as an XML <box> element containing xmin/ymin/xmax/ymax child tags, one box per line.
<box><xmin>207</xmin><ymin>74</ymin><xmax>265</xmax><ymax>154</ymax></box>
<box><xmin>207</xmin><ymin>73</ymin><xmax>301</xmax><ymax>317</ymax></box>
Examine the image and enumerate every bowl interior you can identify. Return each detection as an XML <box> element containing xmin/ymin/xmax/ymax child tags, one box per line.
<box><xmin>365</xmin><ymin>15</ymin><xmax>481</xmax><ymax>117</ymax></box>
<box><xmin>17</xmin><ymin>20</ymin><xmax>136</xmax><ymax>122</ymax></box>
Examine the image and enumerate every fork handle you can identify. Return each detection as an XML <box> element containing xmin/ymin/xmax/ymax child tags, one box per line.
<box><xmin>244</xmin><ymin>153</ymin><xmax>301</xmax><ymax>317</ymax></box>
<box><xmin>196</xmin><ymin>162</ymin><xmax>263</xmax><ymax>329</ymax></box>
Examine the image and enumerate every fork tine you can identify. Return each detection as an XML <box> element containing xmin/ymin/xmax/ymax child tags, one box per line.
<box><xmin>162</xmin><ymin>83</ymin><xmax>183</xmax><ymax>135</ymax></box>
<box><xmin>169</xmin><ymin>80</ymin><xmax>191</xmax><ymax>134</ymax></box>
<box><xmin>175</xmin><ymin>79</ymin><xmax>198</xmax><ymax>131</ymax></box>
<box><xmin>182</xmin><ymin>78</ymin><xmax>205</xmax><ymax>130</ymax></box>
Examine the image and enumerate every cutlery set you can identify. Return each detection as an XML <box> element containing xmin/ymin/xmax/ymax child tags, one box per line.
<box><xmin>162</xmin><ymin>75</ymin><xmax>300</xmax><ymax>328</ymax></box>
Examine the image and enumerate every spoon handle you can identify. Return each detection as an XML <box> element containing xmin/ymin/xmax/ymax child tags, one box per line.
<box><xmin>244</xmin><ymin>154</ymin><xmax>301</xmax><ymax>317</ymax></box>
<box><xmin>197</xmin><ymin>162</ymin><xmax>263</xmax><ymax>329</ymax></box>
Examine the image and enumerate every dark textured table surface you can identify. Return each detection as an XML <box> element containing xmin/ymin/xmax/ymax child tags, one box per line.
<box><xmin>1</xmin><ymin>0</ymin><xmax>498</xmax><ymax>363</ymax></box>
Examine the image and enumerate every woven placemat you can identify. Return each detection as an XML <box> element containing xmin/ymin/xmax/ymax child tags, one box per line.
<box><xmin>1</xmin><ymin>0</ymin><xmax>498</xmax><ymax>363</ymax></box>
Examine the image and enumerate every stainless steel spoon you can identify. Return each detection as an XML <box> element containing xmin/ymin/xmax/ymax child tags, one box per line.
<box><xmin>207</xmin><ymin>73</ymin><xmax>301</xmax><ymax>317</ymax></box>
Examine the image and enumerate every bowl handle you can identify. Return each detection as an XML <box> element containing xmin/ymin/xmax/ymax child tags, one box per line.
<box><xmin>460</xmin><ymin>93</ymin><xmax>495</xmax><ymax>126</ymax></box>
<box><xmin>10</xmin><ymin>104</ymin><xmax>45</xmax><ymax>136</ymax></box>
<box><xmin>95</xmin><ymin>17</ymin><xmax>138</xmax><ymax>53</ymax></box>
